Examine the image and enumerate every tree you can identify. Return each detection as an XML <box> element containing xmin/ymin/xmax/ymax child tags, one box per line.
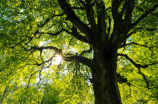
<box><xmin>0</xmin><ymin>0</ymin><xmax>158</xmax><ymax>104</ymax></box>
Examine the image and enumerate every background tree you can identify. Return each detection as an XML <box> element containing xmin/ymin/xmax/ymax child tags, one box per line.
<box><xmin>0</xmin><ymin>0</ymin><xmax>158</xmax><ymax>104</ymax></box>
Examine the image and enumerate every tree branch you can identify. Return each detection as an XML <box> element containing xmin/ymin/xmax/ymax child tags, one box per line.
<box><xmin>119</xmin><ymin>42</ymin><xmax>153</xmax><ymax>55</ymax></box>
<box><xmin>96</xmin><ymin>0</ymin><xmax>107</xmax><ymax>41</ymax></box>
<box><xmin>79</xmin><ymin>0</ymin><xmax>86</xmax><ymax>7</ymax></box>
<box><xmin>62</xmin><ymin>55</ymin><xmax>92</xmax><ymax>68</ymax></box>
<box><xmin>30</xmin><ymin>46</ymin><xmax>58</xmax><ymax>51</ymax></box>
<box><xmin>135</xmin><ymin>6</ymin><xmax>158</xmax><ymax>17</ymax></box>
<box><xmin>118</xmin><ymin>54</ymin><xmax>158</xmax><ymax>69</ymax></box>
<box><xmin>122</xmin><ymin>0</ymin><xmax>134</xmax><ymax>31</ymax></box>
<box><xmin>125</xmin><ymin>27</ymin><xmax>157</xmax><ymax>39</ymax></box>
<box><xmin>68</xmin><ymin>25</ymin><xmax>89</xmax><ymax>43</ymax></box>
<box><xmin>116</xmin><ymin>73</ymin><xmax>128</xmax><ymax>84</ymax></box>
<box><xmin>29</xmin><ymin>46</ymin><xmax>92</xmax><ymax>67</ymax></box>
<box><xmin>25</xmin><ymin>13</ymin><xmax>65</xmax><ymax>45</ymax></box>
<box><xmin>107</xmin><ymin>18</ymin><xmax>111</xmax><ymax>36</ymax></box>
<box><xmin>38</xmin><ymin>24</ymin><xmax>89</xmax><ymax>44</ymax></box>
<box><xmin>57</xmin><ymin>0</ymin><xmax>92</xmax><ymax>38</ymax></box>
<box><xmin>120</xmin><ymin>0</ymin><xmax>127</xmax><ymax>17</ymax></box>
<box><xmin>38</xmin><ymin>13</ymin><xmax>64</xmax><ymax>27</ymax></box>
<box><xmin>112</xmin><ymin>0</ymin><xmax>121</xmax><ymax>20</ymax></box>
<box><xmin>71</xmin><ymin>7</ymin><xmax>85</xmax><ymax>10</ymax></box>
<box><xmin>132</xmin><ymin>3</ymin><xmax>158</xmax><ymax>28</ymax></box>
<box><xmin>111</xmin><ymin>0</ymin><xmax>122</xmax><ymax>44</ymax></box>
<box><xmin>85</xmin><ymin>0</ymin><xmax>97</xmax><ymax>31</ymax></box>
<box><xmin>79</xmin><ymin>45</ymin><xmax>92</xmax><ymax>56</ymax></box>
<box><xmin>118</xmin><ymin>53</ymin><xmax>158</xmax><ymax>89</ymax></box>
<box><xmin>38</xmin><ymin>28</ymin><xmax>65</xmax><ymax>36</ymax></box>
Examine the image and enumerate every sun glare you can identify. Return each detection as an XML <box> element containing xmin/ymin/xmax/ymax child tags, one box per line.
<box><xmin>54</xmin><ymin>55</ymin><xmax>62</xmax><ymax>65</ymax></box>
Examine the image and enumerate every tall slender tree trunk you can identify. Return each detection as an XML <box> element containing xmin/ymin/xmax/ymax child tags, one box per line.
<box><xmin>91</xmin><ymin>48</ymin><xmax>121</xmax><ymax>104</ymax></box>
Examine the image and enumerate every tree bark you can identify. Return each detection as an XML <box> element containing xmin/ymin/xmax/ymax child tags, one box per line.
<box><xmin>91</xmin><ymin>48</ymin><xmax>121</xmax><ymax>104</ymax></box>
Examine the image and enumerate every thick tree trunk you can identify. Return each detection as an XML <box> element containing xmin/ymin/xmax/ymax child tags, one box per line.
<box><xmin>91</xmin><ymin>48</ymin><xmax>121</xmax><ymax>104</ymax></box>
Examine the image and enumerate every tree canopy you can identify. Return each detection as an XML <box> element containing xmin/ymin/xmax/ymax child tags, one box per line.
<box><xmin>0</xmin><ymin>0</ymin><xmax>158</xmax><ymax>104</ymax></box>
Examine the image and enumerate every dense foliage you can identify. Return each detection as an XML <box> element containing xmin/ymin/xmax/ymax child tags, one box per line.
<box><xmin>0</xmin><ymin>0</ymin><xmax>158</xmax><ymax>104</ymax></box>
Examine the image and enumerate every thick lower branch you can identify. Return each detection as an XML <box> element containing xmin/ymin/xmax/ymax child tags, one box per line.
<box><xmin>62</xmin><ymin>56</ymin><xmax>92</xmax><ymax>67</ymax></box>
<box><xmin>30</xmin><ymin>46</ymin><xmax>92</xmax><ymax>67</ymax></box>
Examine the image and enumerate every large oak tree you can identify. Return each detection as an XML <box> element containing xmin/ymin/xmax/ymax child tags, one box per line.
<box><xmin>1</xmin><ymin>0</ymin><xmax>158</xmax><ymax>104</ymax></box>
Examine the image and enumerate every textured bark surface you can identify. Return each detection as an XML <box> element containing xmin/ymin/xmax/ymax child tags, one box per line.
<box><xmin>91</xmin><ymin>48</ymin><xmax>121</xmax><ymax>104</ymax></box>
